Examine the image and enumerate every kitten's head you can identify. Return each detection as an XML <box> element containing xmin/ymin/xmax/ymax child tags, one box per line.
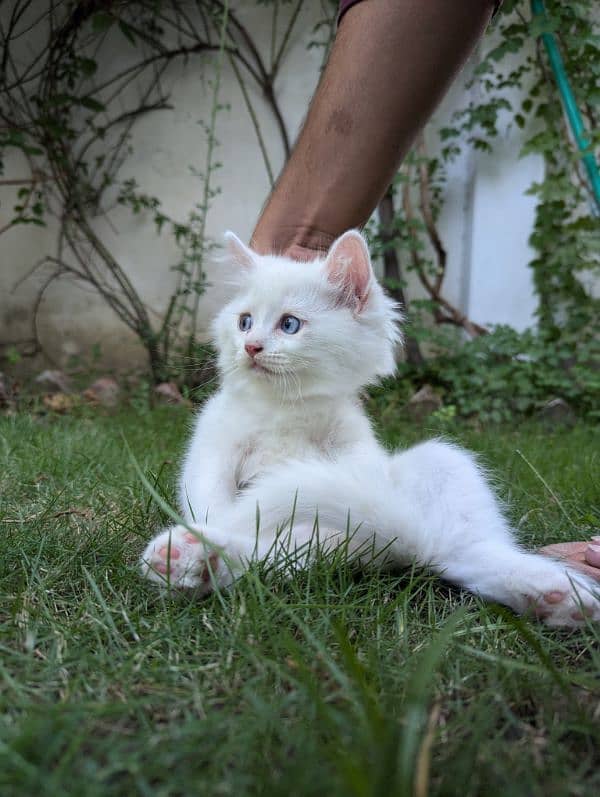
<box><xmin>212</xmin><ymin>230</ymin><xmax>402</xmax><ymax>400</ymax></box>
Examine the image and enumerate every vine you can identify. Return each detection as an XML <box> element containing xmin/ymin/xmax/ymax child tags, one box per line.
<box><xmin>440</xmin><ymin>0</ymin><xmax>599</xmax><ymax>334</ymax></box>
<box><xmin>371</xmin><ymin>0</ymin><xmax>599</xmax><ymax>421</ymax></box>
<box><xmin>370</xmin><ymin>0</ymin><xmax>598</xmax><ymax>359</ymax></box>
<box><xmin>0</xmin><ymin>0</ymin><xmax>305</xmax><ymax>383</ymax></box>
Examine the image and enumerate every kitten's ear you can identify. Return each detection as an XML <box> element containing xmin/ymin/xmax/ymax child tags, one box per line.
<box><xmin>324</xmin><ymin>230</ymin><xmax>372</xmax><ymax>311</ymax></box>
<box><xmin>224</xmin><ymin>231</ymin><xmax>256</xmax><ymax>270</ymax></box>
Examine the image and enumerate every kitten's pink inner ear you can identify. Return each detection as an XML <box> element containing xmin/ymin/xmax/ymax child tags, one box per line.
<box><xmin>224</xmin><ymin>231</ymin><xmax>255</xmax><ymax>270</ymax></box>
<box><xmin>325</xmin><ymin>231</ymin><xmax>372</xmax><ymax>310</ymax></box>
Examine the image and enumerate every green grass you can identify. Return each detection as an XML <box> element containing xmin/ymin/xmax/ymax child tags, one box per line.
<box><xmin>1</xmin><ymin>405</ymin><xmax>599</xmax><ymax>796</ymax></box>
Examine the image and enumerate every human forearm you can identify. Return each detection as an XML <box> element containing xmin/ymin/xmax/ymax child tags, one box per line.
<box><xmin>251</xmin><ymin>0</ymin><xmax>497</xmax><ymax>259</ymax></box>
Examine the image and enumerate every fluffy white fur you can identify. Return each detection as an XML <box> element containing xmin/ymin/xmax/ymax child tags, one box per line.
<box><xmin>141</xmin><ymin>230</ymin><xmax>599</xmax><ymax>627</ymax></box>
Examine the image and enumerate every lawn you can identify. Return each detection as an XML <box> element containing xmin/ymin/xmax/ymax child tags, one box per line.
<box><xmin>0</xmin><ymin>404</ymin><xmax>598</xmax><ymax>796</ymax></box>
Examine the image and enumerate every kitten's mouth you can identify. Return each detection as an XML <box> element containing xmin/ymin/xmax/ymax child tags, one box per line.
<box><xmin>245</xmin><ymin>356</ymin><xmax>289</xmax><ymax>376</ymax></box>
<box><xmin>250</xmin><ymin>359</ymin><xmax>272</xmax><ymax>374</ymax></box>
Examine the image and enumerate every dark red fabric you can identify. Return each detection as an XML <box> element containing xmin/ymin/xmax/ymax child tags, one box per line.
<box><xmin>338</xmin><ymin>0</ymin><xmax>364</xmax><ymax>24</ymax></box>
<box><xmin>338</xmin><ymin>0</ymin><xmax>503</xmax><ymax>25</ymax></box>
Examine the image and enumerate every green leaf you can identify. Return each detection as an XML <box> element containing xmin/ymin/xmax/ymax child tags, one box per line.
<box><xmin>78</xmin><ymin>58</ymin><xmax>98</xmax><ymax>77</ymax></box>
<box><xmin>118</xmin><ymin>20</ymin><xmax>136</xmax><ymax>44</ymax></box>
<box><xmin>91</xmin><ymin>12</ymin><xmax>114</xmax><ymax>32</ymax></box>
<box><xmin>79</xmin><ymin>96</ymin><xmax>105</xmax><ymax>112</ymax></box>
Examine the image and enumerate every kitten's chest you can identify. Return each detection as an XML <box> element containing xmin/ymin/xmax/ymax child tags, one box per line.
<box><xmin>234</xmin><ymin>414</ymin><xmax>337</xmax><ymax>490</ymax></box>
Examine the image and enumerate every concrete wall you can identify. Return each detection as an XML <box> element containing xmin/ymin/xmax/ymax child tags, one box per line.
<box><xmin>0</xmin><ymin>3</ymin><xmax>548</xmax><ymax>374</ymax></box>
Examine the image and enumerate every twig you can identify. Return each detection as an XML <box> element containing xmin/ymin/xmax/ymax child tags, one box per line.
<box><xmin>0</xmin><ymin>174</ymin><xmax>51</xmax><ymax>186</ymax></box>
<box><xmin>271</xmin><ymin>0</ymin><xmax>303</xmax><ymax>78</ymax></box>
<box><xmin>377</xmin><ymin>187</ymin><xmax>423</xmax><ymax>365</ymax></box>
<box><xmin>402</xmin><ymin>169</ymin><xmax>487</xmax><ymax>338</ymax></box>
<box><xmin>416</xmin><ymin>134</ymin><xmax>447</xmax><ymax>295</ymax></box>
<box><xmin>228</xmin><ymin>54</ymin><xmax>274</xmax><ymax>187</ymax></box>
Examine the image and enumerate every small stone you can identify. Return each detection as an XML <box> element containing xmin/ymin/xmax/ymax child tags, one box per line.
<box><xmin>35</xmin><ymin>369</ymin><xmax>72</xmax><ymax>394</ymax></box>
<box><xmin>0</xmin><ymin>372</ymin><xmax>9</xmax><ymax>406</ymax></box>
<box><xmin>83</xmin><ymin>377</ymin><xmax>120</xmax><ymax>407</ymax></box>
<box><xmin>406</xmin><ymin>384</ymin><xmax>442</xmax><ymax>422</ymax></box>
<box><xmin>537</xmin><ymin>397</ymin><xmax>576</xmax><ymax>427</ymax></box>
<box><xmin>154</xmin><ymin>381</ymin><xmax>186</xmax><ymax>405</ymax></box>
<box><xmin>43</xmin><ymin>392</ymin><xmax>76</xmax><ymax>413</ymax></box>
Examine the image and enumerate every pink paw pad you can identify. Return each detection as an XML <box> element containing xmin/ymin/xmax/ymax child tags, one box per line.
<box><xmin>184</xmin><ymin>532</ymin><xmax>202</xmax><ymax>544</ymax></box>
<box><xmin>524</xmin><ymin>596</ymin><xmax>551</xmax><ymax>619</ymax></box>
<box><xmin>570</xmin><ymin>607</ymin><xmax>593</xmax><ymax>622</ymax></box>
<box><xmin>543</xmin><ymin>590</ymin><xmax>566</xmax><ymax>604</ymax></box>
<box><xmin>532</xmin><ymin>605</ymin><xmax>552</xmax><ymax>619</ymax></box>
<box><xmin>158</xmin><ymin>545</ymin><xmax>180</xmax><ymax>560</ymax></box>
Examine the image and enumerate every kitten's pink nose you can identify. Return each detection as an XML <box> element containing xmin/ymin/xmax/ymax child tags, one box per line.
<box><xmin>245</xmin><ymin>342</ymin><xmax>263</xmax><ymax>358</ymax></box>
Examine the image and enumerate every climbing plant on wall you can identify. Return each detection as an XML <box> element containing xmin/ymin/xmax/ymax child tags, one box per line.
<box><xmin>451</xmin><ymin>0</ymin><xmax>599</xmax><ymax>335</ymax></box>
<box><xmin>0</xmin><ymin>0</ymin><xmax>326</xmax><ymax>383</ymax></box>
<box><xmin>368</xmin><ymin>0</ymin><xmax>598</xmax><ymax>395</ymax></box>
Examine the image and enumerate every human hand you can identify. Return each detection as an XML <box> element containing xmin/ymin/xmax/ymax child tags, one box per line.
<box><xmin>250</xmin><ymin>226</ymin><xmax>334</xmax><ymax>263</ymax></box>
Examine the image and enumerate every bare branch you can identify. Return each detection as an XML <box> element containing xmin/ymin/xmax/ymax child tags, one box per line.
<box><xmin>415</xmin><ymin>135</ymin><xmax>447</xmax><ymax>295</ymax></box>
<box><xmin>402</xmin><ymin>171</ymin><xmax>487</xmax><ymax>338</ymax></box>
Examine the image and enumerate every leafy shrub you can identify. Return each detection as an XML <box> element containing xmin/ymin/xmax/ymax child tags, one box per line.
<box><xmin>373</xmin><ymin>323</ymin><xmax>599</xmax><ymax>424</ymax></box>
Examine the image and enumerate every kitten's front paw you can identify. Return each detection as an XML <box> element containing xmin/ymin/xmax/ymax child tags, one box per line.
<box><xmin>513</xmin><ymin>561</ymin><xmax>600</xmax><ymax>628</ymax></box>
<box><xmin>140</xmin><ymin>525</ymin><xmax>232</xmax><ymax>593</ymax></box>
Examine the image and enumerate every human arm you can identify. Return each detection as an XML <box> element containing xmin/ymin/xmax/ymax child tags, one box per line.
<box><xmin>251</xmin><ymin>0</ymin><xmax>497</xmax><ymax>260</ymax></box>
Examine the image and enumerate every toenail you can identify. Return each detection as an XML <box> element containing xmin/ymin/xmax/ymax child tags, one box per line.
<box><xmin>158</xmin><ymin>545</ymin><xmax>180</xmax><ymax>560</ymax></box>
<box><xmin>201</xmin><ymin>553</ymin><xmax>220</xmax><ymax>583</ymax></box>
<box><xmin>184</xmin><ymin>532</ymin><xmax>201</xmax><ymax>544</ymax></box>
<box><xmin>584</xmin><ymin>544</ymin><xmax>600</xmax><ymax>567</ymax></box>
<box><xmin>543</xmin><ymin>591</ymin><xmax>566</xmax><ymax>604</ymax></box>
<box><xmin>533</xmin><ymin>605</ymin><xmax>551</xmax><ymax>619</ymax></box>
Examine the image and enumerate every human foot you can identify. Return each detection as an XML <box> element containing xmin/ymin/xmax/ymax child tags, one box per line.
<box><xmin>539</xmin><ymin>537</ymin><xmax>600</xmax><ymax>582</ymax></box>
<box><xmin>140</xmin><ymin>525</ymin><xmax>233</xmax><ymax>593</ymax></box>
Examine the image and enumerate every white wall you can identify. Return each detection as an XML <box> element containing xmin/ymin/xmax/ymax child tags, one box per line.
<box><xmin>0</xmin><ymin>3</ymin><xmax>548</xmax><ymax>373</ymax></box>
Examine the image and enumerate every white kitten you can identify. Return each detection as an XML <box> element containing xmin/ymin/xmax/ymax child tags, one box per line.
<box><xmin>141</xmin><ymin>230</ymin><xmax>599</xmax><ymax>627</ymax></box>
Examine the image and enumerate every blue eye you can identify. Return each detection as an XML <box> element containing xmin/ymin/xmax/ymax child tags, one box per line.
<box><xmin>280</xmin><ymin>315</ymin><xmax>302</xmax><ymax>334</ymax></box>
<box><xmin>239</xmin><ymin>313</ymin><xmax>252</xmax><ymax>332</ymax></box>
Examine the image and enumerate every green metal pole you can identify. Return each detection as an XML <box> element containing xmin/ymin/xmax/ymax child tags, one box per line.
<box><xmin>530</xmin><ymin>0</ymin><xmax>600</xmax><ymax>215</ymax></box>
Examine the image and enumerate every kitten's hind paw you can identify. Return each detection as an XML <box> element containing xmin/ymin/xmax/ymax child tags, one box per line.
<box><xmin>513</xmin><ymin>562</ymin><xmax>600</xmax><ymax>628</ymax></box>
<box><xmin>140</xmin><ymin>525</ymin><xmax>231</xmax><ymax>593</ymax></box>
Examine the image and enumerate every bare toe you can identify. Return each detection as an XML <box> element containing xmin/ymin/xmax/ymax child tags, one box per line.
<box><xmin>584</xmin><ymin>544</ymin><xmax>600</xmax><ymax>568</ymax></box>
